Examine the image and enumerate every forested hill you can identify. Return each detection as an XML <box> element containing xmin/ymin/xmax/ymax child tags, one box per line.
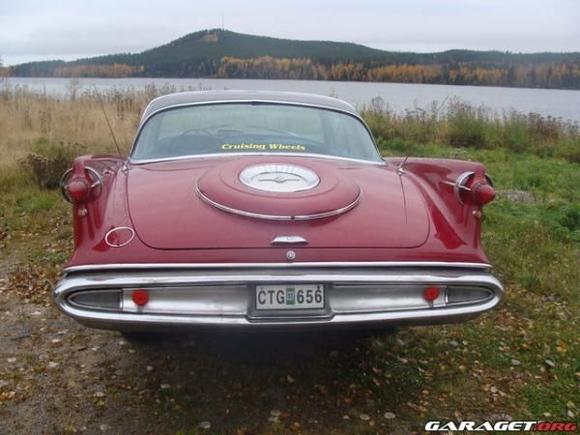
<box><xmin>7</xmin><ymin>29</ymin><xmax>580</xmax><ymax>89</ymax></box>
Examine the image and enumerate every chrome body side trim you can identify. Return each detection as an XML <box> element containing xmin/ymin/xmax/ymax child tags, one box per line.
<box><xmin>63</xmin><ymin>261</ymin><xmax>493</xmax><ymax>273</ymax></box>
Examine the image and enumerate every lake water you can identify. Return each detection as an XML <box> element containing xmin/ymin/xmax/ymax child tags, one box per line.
<box><xmin>4</xmin><ymin>77</ymin><xmax>580</xmax><ymax>122</ymax></box>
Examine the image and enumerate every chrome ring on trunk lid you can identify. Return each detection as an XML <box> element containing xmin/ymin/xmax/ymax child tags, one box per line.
<box><xmin>239</xmin><ymin>163</ymin><xmax>320</xmax><ymax>193</ymax></box>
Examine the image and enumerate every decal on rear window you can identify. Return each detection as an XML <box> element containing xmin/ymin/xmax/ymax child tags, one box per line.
<box><xmin>221</xmin><ymin>143</ymin><xmax>307</xmax><ymax>152</ymax></box>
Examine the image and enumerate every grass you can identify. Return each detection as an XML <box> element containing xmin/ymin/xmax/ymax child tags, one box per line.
<box><xmin>373</xmin><ymin>137</ymin><xmax>579</xmax><ymax>423</ymax></box>
<box><xmin>363</xmin><ymin>97</ymin><xmax>580</xmax><ymax>163</ymax></box>
<box><xmin>0</xmin><ymin>88</ymin><xmax>578</xmax><ymax>431</ymax></box>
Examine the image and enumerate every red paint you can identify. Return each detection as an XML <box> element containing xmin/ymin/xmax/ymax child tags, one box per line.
<box><xmin>129</xmin><ymin>156</ymin><xmax>428</xmax><ymax>250</ymax></box>
<box><xmin>64</xmin><ymin>154</ymin><xmax>496</xmax><ymax>268</ymax></box>
<box><xmin>131</xmin><ymin>289</ymin><xmax>149</xmax><ymax>306</ymax></box>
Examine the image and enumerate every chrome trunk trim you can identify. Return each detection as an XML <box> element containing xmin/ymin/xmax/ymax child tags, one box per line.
<box><xmin>271</xmin><ymin>236</ymin><xmax>309</xmax><ymax>245</ymax></box>
<box><xmin>63</xmin><ymin>261</ymin><xmax>493</xmax><ymax>274</ymax></box>
<box><xmin>196</xmin><ymin>185</ymin><xmax>361</xmax><ymax>221</ymax></box>
<box><xmin>129</xmin><ymin>152</ymin><xmax>387</xmax><ymax>167</ymax></box>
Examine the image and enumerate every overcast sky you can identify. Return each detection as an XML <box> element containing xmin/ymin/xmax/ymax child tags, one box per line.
<box><xmin>1</xmin><ymin>0</ymin><xmax>579</xmax><ymax>66</ymax></box>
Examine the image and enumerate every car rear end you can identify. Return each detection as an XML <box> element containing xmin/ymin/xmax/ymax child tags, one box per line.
<box><xmin>55</xmin><ymin>91</ymin><xmax>503</xmax><ymax>332</ymax></box>
<box><xmin>54</xmin><ymin>262</ymin><xmax>503</xmax><ymax>331</ymax></box>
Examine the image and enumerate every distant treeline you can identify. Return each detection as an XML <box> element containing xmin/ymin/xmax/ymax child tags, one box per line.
<box><xmin>216</xmin><ymin>56</ymin><xmax>580</xmax><ymax>89</ymax></box>
<box><xmin>16</xmin><ymin>57</ymin><xmax>579</xmax><ymax>89</ymax></box>
<box><xmin>6</xmin><ymin>29</ymin><xmax>580</xmax><ymax>89</ymax></box>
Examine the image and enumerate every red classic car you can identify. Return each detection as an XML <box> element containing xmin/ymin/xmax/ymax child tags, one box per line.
<box><xmin>54</xmin><ymin>90</ymin><xmax>503</xmax><ymax>332</ymax></box>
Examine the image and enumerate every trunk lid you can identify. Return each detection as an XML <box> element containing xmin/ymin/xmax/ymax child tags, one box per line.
<box><xmin>127</xmin><ymin>156</ymin><xmax>430</xmax><ymax>250</ymax></box>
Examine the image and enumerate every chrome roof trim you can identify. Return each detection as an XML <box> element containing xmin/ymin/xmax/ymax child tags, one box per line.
<box><xmin>129</xmin><ymin>152</ymin><xmax>386</xmax><ymax>166</ymax></box>
<box><xmin>137</xmin><ymin>100</ymin><xmax>365</xmax><ymax>132</ymax></box>
<box><xmin>141</xmin><ymin>91</ymin><xmax>358</xmax><ymax>119</ymax></box>
<box><xmin>137</xmin><ymin>99</ymin><xmax>367</xmax><ymax>131</ymax></box>
<box><xmin>195</xmin><ymin>185</ymin><xmax>361</xmax><ymax>221</ymax></box>
<box><xmin>63</xmin><ymin>261</ymin><xmax>493</xmax><ymax>273</ymax></box>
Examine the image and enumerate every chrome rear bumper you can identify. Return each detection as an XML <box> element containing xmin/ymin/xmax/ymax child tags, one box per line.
<box><xmin>53</xmin><ymin>263</ymin><xmax>503</xmax><ymax>331</ymax></box>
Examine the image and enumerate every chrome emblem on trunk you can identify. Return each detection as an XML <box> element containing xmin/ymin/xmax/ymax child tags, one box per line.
<box><xmin>240</xmin><ymin>164</ymin><xmax>319</xmax><ymax>193</ymax></box>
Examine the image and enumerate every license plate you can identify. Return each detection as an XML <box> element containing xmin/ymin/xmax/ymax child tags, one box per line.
<box><xmin>256</xmin><ymin>284</ymin><xmax>324</xmax><ymax>310</ymax></box>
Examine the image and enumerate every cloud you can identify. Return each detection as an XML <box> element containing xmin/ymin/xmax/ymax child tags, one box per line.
<box><xmin>1</xmin><ymin>0</ymin><xmax>578</xmax><ymax>65</ymax></box>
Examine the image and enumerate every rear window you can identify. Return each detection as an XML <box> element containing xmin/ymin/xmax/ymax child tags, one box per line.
<box><xmin>132</xmin><ymin>103</ymin><xmax>381</xmax><ymax>162</ymax></box>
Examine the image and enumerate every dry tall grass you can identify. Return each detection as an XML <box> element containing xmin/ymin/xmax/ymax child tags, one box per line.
<box><xmin>0</xmin><ymin>86</ymin><xmax>153</xmax><ymax>170</ymax></box>
<box><xmin>1</xmin><ymin>84</ymin><xmax>578</xmax><ymax>179</ymax></box>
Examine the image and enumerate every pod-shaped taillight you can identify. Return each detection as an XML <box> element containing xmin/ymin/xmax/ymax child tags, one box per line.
<box><xmin>60</xmin><ymin>166</ymin><xmax>102</xmax><ymax>204</ymax></box>
<box><xmin>66</xmin><ymin>179</ymin><xmax>91</xmax><ymax>203</ymax></box>
<box><xmin>454</xmin><ymin>171</ymin><xmax>495</xmax><ymax>206</ymax></box>
<box><xmin>471</xmin><ymin>182</ymin><xmax>496</xmax><ymax>205</ymax></box>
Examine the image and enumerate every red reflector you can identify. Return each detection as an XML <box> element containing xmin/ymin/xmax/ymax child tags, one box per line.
<box><xmin>132</xmin><ymin>289</ymin><xmax>149</xmax><ymax>306</ymax></box>
<box><xmin>472</xmin><ymin>183</ymin><xmax>496</xmax><ymax>205</ymax></box>
<box><xmin>423</xmin><ymin>286</ymin><xmax>440</xmax><ymax>302</ymax></box>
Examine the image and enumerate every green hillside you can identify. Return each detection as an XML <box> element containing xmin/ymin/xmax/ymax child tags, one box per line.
<box><xmin>8</xmin><ymin>29</ymin><xmax>580</xmax><ymax>88</ymax></box>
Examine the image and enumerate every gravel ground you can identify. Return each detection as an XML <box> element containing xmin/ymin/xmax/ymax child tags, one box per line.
<box><xmin>0</xmin><ymin>281</ymin><xmax>409</xmax><ymax>434</ymax></box>
<box><xmin>1</xmin><ymin>230</ymin><xmax>576</xmax><ymax>434</ymax></box>
<box><xmin>0</xmin><ymin>206</ymin><xmax>417</xmax><ymax>434</ymax></box>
